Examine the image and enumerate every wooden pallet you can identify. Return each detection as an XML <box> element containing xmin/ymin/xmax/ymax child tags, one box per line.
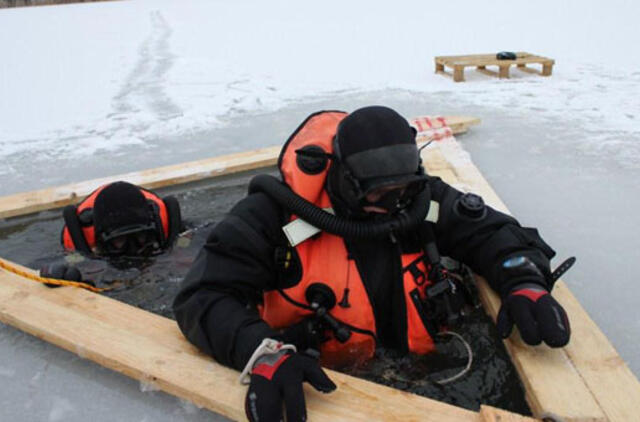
<box><xmin>435</xmin><ymin>52</ymin><xmax>554</xmax><ymax>82</ymax></box>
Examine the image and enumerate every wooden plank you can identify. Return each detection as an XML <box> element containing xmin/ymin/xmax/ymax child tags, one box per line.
<box><xmin>0</xmin><ymin>145</ymin><xmax>281</xmax><ymax>220</ymax></box>
<box><xmin>555</xmin><ymin>282</ymin><xmax>640</xmax><ymax>422</ymax></box>
<box><xmin>475</xmin><ymin>278</ymin><xmax>606</xmax><ymax>422</ymax></box>
<box><xmin>435</xmin><ymin>52</ymin><xmax>554</xmax><ymax>68</ymax></box>
<box><xmin>429</xmin><ymin>153</ymin><xmax>604</xmax><ymax>421</ymax></box>
<box><xmin>5</xmin><ymin>121</ymin><xmax>638</xmax><ymax>421</ymax></box>
<box><xmin>454</xmin><ymin>66</ymin><xmax>465</xmax><ymax>82</ymax></box>
<box><xmin>0</xmin><ymin>260</ymin><xmax>486</xmax><ymax>422</ymax></box>
<box><xmin>0</xmin><ymin>116</ymin><xmax>480</xmax><ymax>220</ymax></box>
<box><xmin>421</xmin><ymin>139</ymin><xmax>640</xmax><ymax>421</ymax></box>
<box><xmin>480</xmin><ymin>405</ymin><xmax>537</xmax><ymax>422</ymax></box>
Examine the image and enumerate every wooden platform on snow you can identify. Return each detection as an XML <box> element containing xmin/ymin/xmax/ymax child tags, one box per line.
<box><xmin>435</xmin><ymin>52</ymin><xmax>554</xmax><ymax>82</ymax></box>
<box><xmin>1</xmin><ymin>116</ymin><xmax>639</xmax><ymax>421</ymax></box>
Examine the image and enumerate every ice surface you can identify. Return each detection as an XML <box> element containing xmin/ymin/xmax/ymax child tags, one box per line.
<box><xmin>1</xmin><ymin>0</ymin><xmax>640</xmax><ymax>420</ymax></box>
<box><xmin>139</xmin><ymin>379</ymin><xmax>160</xmax><ymax>393</ymax></box>
<box><xmin>1</xmin><ymin>0</ymin><xmax>639</xmax><ymax>193</ymax></box>
<box><xmin>48</xmin><ymin>397</ymin><xmax>75</xmax><ymax>422</ymax></box>
<box><xmin>0</xmin><ymin>365</ymin><xmax>15</xmax><ymax>378</ymax></box>
<box><xmin>0</xmin><ymin>324</ymin><xmax>230</xmax><ymax>421</ymax></box>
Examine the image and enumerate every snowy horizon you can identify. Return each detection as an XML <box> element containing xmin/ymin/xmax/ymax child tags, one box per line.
<box><xmin>1</xmin><ymin>0</ymin><xmax>639</xmax><ymax>194</ymax></box>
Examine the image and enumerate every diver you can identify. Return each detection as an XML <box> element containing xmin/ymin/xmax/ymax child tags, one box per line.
<box><xmin>39</xmin><ymin>181</ymin><xmax>183</xmax><ymax>284</ymax></box>
<box><xmin>172</xmin><ymin>106</ymin><xmax>571</xmax><ymax>422</ymax></box>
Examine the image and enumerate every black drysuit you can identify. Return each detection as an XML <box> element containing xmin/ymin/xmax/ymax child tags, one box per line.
<box><xmin>173</xmin><ymin>176</ymin><xmax>555</xmax><ymax>370</ymax></box>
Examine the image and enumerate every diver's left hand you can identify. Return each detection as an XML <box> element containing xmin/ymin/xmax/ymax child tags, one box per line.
<box><xmin>497</xmin><ymin>283</ymin><xmax>570</xmax><ymax>347</ymax></box>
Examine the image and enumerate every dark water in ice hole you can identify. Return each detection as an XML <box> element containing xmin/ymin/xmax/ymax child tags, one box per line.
<box><xmin>0</xmin><ymin>168</ymin><xmax>530</xmax><ymax>415</ymax></box>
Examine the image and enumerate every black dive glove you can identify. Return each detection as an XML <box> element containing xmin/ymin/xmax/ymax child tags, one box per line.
<box><xmin>496</xmin><ymin>256</ymin><xmax>570</xmax><ymax>347</ymax></box>
<box><xmin>245</xmin><ymin>349</ymin><xmax>336</xmax><ymax>422</ymax></box>
<box><xmin>39</xmin><ymin>263</ymin><xmax>83</xmax><ymax>288</ymax></box>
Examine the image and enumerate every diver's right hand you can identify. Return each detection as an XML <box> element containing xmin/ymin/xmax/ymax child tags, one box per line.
<box><xmin>39</xmin><ymin>263</ymin><xmax>82</xmax><ymax>288</ymax></box>
<box><xmin>245</xmin><ymin>350</ymin><xmax>336</xmax><ymax>422</ymax></box>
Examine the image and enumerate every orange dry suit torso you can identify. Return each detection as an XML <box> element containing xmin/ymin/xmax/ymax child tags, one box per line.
<box><xmin>259</xmin><ymin>111</ymin><xmax>440</xmax><ymax>368</ymax></box>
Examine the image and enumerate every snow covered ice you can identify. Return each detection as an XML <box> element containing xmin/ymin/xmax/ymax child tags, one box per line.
<box><xmin>1</xmin><ymin>0</ymin><xmax>640</xmax><ymax>420</ymax></box>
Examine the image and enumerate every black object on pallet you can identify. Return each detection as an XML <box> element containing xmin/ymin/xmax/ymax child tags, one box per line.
<box><xmin>496</xmin><ymin>51</ymin><xmax>517</xmax><ymax>60</ymax></box>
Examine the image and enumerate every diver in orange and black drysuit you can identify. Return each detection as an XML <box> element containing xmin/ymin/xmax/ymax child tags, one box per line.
<box><xmin>40</xmin><ymin>181</ymin><xmax>183</xmax><ymax>282</ymax></box>
<box><xmin>173</xmin><ymin>106</ymin><xmax>571</xmax><ymax>422</ymax></box>
<box><xmin>60</xmin><ymin>181</ymin><xmax>182</xmax><ymax>257</ymax></box>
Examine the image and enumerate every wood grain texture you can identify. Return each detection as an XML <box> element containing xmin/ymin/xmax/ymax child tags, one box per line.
<box><xmin>435</xmin><ymin>52</ymin><xmax>554</xmax><ymax>82</ymax></box>
<box><xmin>0</xmin><ymin>116</ymin><xmax>479</xmax><ymax>220</ymax></box>
<box><xmin>2</xmin><ymin>122</ymin><xmax>637</xmax><ymax>421</ymax></box>
<box><xmin>423</xmin><ymin>137</ymin><xmax>640</xmax><ymax>421</ymax></box>
<box><xmin>0</xmin><ymin>261</ymin><xmax>484</xmax><ymax>422</ymax></box>
<box><xmin>479</xmin><ymin>405</ymin><xmax>537</xmax><ymax>422</ymax></box>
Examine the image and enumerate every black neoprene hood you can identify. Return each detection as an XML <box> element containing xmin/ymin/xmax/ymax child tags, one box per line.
<box><xmin>333</xmin><ymin>105</ymin><xmax>426</xmax><ymax>195</ymax></box>
<box><xmin>93</xmin><ymin>181</ymin><xmax>153</xmax><ymax>238</ymax></box>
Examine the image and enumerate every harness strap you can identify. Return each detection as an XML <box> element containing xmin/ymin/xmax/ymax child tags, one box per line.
<box><xmin>62</xmin><ymin>205</ymin><xmax>92</xmax><ymax>255</ymax></box>
<box><xmin>163</xmin><ymin>195</ymin><xmax>183</xmax><ymax>246</ymax></box>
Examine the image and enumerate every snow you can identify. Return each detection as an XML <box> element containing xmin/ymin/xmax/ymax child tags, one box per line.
<box><xmin>1</xmin><ymin>0</ymin><xmax>639</xmax><ymax>192</ymax></box>
<box><xmin>1</xmin><ymin>0</ymin><xmax>640</xmax><ymax>420</ymax></box>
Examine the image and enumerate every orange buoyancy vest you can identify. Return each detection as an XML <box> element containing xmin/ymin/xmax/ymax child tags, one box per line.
<box><xmin>61</xmin><ymin>184</ymin><xmax>171</xmax><ymax>253</ymax></box>
<box><xmin>260</xmin><ymin>111</ymin><xmax>436</xmax><ymax>368</ymax></box>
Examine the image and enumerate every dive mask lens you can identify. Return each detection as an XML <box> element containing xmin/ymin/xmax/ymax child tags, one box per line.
<box><xmin>100</xmin><ymin>224</ymin><xmax>159</xmax><ymax>256</ymax></box>
<box><xmin>132</xmin><ymin>230</ymin><xmax>162</xmax><ymax>256</ymax></box>
<box><xmin>374</xmin><ymin>188</ymin><xmax>405</xmax><ymax>213</ymax></box>
<box><xmin>361</xmin><ymin>186</ymin><xmax>407</xmax><ymax>214</ymax></box>
<box><xmin>106</xmin><ymin>235</ymin><xmax>128</xmax><ymax>254</ymax></box>
<box><xmin>363</xmin><ymin>179</ymin><xmax>426</xmax><ymax>214</ymax></box>
<box><xmin>401</xmin><ymin>180</ymin><xmax>425</xmax><ymax>202</ymax></box>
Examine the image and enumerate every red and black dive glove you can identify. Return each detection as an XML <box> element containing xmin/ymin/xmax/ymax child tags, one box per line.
<box><xmin>496</xmin><ymin>256</ymin><xmax>571</xmax><ymax>347</ymax></box>
<box><xmin>245</xmin><ymin>349</ymin><xmax>336</xmax><ymax>422</ymax></box>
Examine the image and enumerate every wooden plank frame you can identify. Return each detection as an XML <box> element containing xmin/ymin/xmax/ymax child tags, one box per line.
<box><xmin>0</xmin><ymin>258</ymin><xmax>537</xmax><ymax>422</ymax></box>
<box><xmin>1</xmin><ymin>117</ymin><xmax>639</xmax><ymax>421</ymax></box>
<box><xmin>0</xmin><ymin>116</ymin><xmax>480</xmax><ymax>220</ymax></box>
<box><xmin>435</xmin><ymin>52</ymin><xmax>554</xmax><ymax>82</ymax></box>
<box><xmin>422</xmin><ymin>138</ymin><xmax>640</xmax><ymax>421</ymax></box>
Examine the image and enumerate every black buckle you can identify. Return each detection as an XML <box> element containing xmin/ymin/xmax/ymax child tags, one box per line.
<box><xmin>274</xmin><ymin>246</ymin><xmax>292</xmax><ymax>271</ymax></box>
<box><xmin>403</xmin><ymin>256</ymin><xmax>428</xmax><ymax>286</ymax></box>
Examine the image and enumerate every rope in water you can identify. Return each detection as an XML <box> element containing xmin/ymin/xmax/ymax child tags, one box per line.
<box><xmin>0</xmin><ymin>257</ymin><xmax>110</xmax><ymax>293</ymax></box>
<box><xmin>434</xmin><ymin>330</ymin><xmax>473</xmax><ymax>385</ymax></box>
